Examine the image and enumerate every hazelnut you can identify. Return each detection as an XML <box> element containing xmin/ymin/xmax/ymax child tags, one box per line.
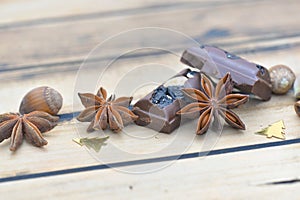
<box><xmin>19</xmin><ymin>86</ymin><xmax>63</xmax><ymax>115</ymax></box>
<box><xmin>295</xmin><ymin>101</ymin><xmax>300</xmax><ymax>117</ymax></box>
<box><xmin>269</xmin><ymin>65</ymin><xmax>295</xmax><ymax>94</ymax></box>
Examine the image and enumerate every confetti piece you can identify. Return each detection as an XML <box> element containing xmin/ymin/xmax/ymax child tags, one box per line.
<box><xmin>256</xmin><ymin>120</ymin><xmax>285</xmax><ymax>140</ymax></box>
<box><xmin>73</xmin><ymin>136</ymin><xmax>109</xmax><ymax>152</ymax></box>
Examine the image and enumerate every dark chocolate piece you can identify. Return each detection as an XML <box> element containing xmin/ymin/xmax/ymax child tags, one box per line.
<box><xmin>181</xmin><ymin>45</ymin><xmax>272</xmax><ymax>100</ymax></box>
<box><xmin>132</xmin><ymin>69</ymin><xmax>201</xmax><ymax>133</ymax></box>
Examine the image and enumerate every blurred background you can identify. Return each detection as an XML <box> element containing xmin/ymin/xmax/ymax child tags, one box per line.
<box><xmin>0</xmin><ymin>0</ymin><xmax>299</xmax><ymax>113</ymax></box>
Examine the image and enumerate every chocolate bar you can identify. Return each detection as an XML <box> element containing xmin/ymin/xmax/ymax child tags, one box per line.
<box><xmin>132</xmin><ymin>69</ymin><xmax>201</xmax><ymax>133</ymax></box>
<box><xmin>181</xmin><ymin>45</ymin><xmax>272</xmax><ymax>100</ymax></box>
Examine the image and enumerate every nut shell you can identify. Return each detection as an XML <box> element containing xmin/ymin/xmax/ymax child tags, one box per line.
<box><xmin>295</xmin><ymin>101</ymin><xmax>300</xmax><ymax>117</ymax></box>
<box><xmin>269</xmin><ymin>65</ymin><xmax>295</xmax><ymax>94</ymax></box>
<box><xmin>19</xmin><ymin>86</ymin><xmax>63</xmax><ymax>115</ymax></box>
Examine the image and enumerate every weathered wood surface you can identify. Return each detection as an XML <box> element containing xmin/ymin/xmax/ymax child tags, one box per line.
<box><xmin>1</xmin><ymin>143</ymin><xmax>300</xmax><ymax>200</ymax></box>
<box><xmin>1</xmin><ymin>0</ymin><xmax>300</xmax><ymax>199</ymax></box>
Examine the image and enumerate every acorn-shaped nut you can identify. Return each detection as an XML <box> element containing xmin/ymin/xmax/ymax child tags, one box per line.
<box><xmin>269</xmin><ymin>65</ymin><xmax>296</xmax><ymax>94</ymax></box>
<box><xmin>294</xmin><ymin>101</ymin><xmax>300</xmax><ymax>117</ymax></box>
<box><xmin>19</xmin><ymin>86</ymin><xmax>63</xmax><ymax>115</ymax></box>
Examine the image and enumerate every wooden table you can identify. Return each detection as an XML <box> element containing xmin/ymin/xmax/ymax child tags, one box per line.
<box><xmin>1</xmin><ymin>0</ymin><xmax>300</xmax><ymax>199</ymax></box>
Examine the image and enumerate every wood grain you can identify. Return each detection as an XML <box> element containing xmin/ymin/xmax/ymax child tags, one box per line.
<box><xmin>1</xmin><ymin>143</ymin><xmax>300</xmax><ymax>199</ymax></box>
<box><xmin>0</xmin><ymin>0</ymin><xmax>300</xmax><ymax>71</ymax></box>
<box><xmin>0</xmin><ymin>0</ymin><xmax>300</xmax><ymax>198</ymax></box>
<box><xmin>0</xmin><ymin>91</ymin><xmax>299</xmax><ymax>178</ymax></box>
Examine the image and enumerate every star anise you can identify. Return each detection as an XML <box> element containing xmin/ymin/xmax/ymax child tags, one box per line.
<box><xmin>177</xmin><ymin>73</ymin><xmax>249</xmax><ymax>135</ymax></box>
<box><xmin>77</xmin><ymin>87</ymin><xmax>138</xmax><ymax>133</ymax></box>
<box><xmin>0</xmin><ymin>111</ymin><xmax>59</xmax><ymax>151</ymax></box>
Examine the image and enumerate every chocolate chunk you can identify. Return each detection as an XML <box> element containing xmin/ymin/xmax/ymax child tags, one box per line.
<box><xmin>132</xmin><ymin>69</ymin><xmax>202</xmax><ymax>133</ymax></box>
<box><xmin>181</xmin><ymin>45</ymin><xmax>272</xmax><ymax>100</ymax></box>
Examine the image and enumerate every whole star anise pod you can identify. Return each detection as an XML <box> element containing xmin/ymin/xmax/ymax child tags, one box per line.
<box><xmin>77</xmin><ymin>87</ymin><xmax>138</xmax><ymax>133</ymax></box>
<box><xmin>177</xmin><ymin>73</ymin><xmax>249</xmax><ymax>135</ymax></box>
<box><xmin>0</xmin><ymin>111</ymin><xmax>59</xmax><ymax>151</ymax></box>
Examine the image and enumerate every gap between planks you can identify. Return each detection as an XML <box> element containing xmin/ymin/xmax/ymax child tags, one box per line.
<box><xmin>1</xmin><ymin>137</ymin><xmax>300</xmax><ymax>184</ymax></box>
<box><xmin>0</xmin><ymin>142</ymin><xmax>300</xmax><ymax>199</ymax></box>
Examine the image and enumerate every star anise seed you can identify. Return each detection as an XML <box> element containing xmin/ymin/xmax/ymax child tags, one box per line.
<box><xmin>177</xmin><ymin>73</ymin><xmax>248</xmax><ymax>135</ymax></box>
<box><xmin>0</xmin><ymin>111</ymin><xmax>59</xmax><ymax>151</ymax></box>
<box><xmin>77</xmin><ymin>87</ymin><xmax>138</xmax><ymax>133</ymax></box>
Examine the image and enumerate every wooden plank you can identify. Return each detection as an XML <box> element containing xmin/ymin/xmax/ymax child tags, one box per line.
<box><xmin>1</xmin><ymin>43</ymin><xmax>300</xmax><ymax>112</ymax></box>
<box><xmin>0</xmin><ymin>0</ymin><xmax>275</xmax><ymax>26</ymax></box>
<box><xmin>0</xmin><ymin>82</ymin><xmax>299</xmax><ymax>177</ymax></box>
<box><xmin>0</xmin><ymin>41</ymin><xmax>299</xmax><ymax>176</ymax></box>
<box><xmin>0</xmin><ymin>0</ymin><xmax>299</xmax><ymax>113</ymax></box>
<box><xmin>1</xmin><ymin>33</ymin><xmax>300</xmax><ymax>178</ymax></box>
<box><xmin>0</xmin><ymin>0</ymin><xmax>169</xmax><ymax>24</ymax></box>
<box><xmin>1</xmin><ymin>1</ymin><xmax>300</xmax><ymax>198</ymax></box>
<box><xmin>1</xmin><ymin>30</ymin><xmax>300</xmax><ymax>81</ymax></box>
<box><xmin>0</xmin><ymin>0</ymin><xmax>300</xmax><ymax>69</ymax></box>
<box><xmin>0</xmin><ymin>143</ymin><xmax>300</xmax><ymax>199</ymax></box>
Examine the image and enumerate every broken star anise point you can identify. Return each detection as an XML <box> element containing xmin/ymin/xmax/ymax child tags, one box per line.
<box><xmin>177</xmin><ymin>73</ymin><xmax>249</xmax><ymax>135</ymax></box>
<box><xmin>77</xmin><ymin>87</ymin><xmax>138</xmax><ymax>133</ymax></box>
<box><xmin>0</xmin><ymin>111</ymin><xmax>59</xmax><ymax>151</ymax></box>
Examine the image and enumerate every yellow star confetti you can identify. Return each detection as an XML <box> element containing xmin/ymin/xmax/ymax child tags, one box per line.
<box><xmin>256</xmin><ymin>120</ymin><xmax>285</xmax><ymax>140</ymax></box>
<box><xmin>73</xmin><ymin>136</ymin><xmax>109</xmax><ymax>152</ymax></box>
